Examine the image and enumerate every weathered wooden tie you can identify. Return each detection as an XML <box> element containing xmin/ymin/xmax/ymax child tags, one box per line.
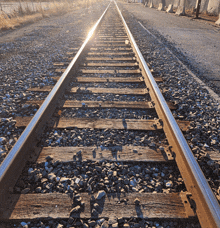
<box><xmin>37</xmin><ymin>145</ymin><xmax>171</xmax><ymax>163</ymax></box>
<box><xmin>26</xmin><ymin>100</ymin><xmax>175</xmax><ymax>110</ymax></box>
<box><xmin>0</xmin><ymin>193</ymin><xmax>195</xmax><ymax>220</ymax></box>
<box><xmin>15</xmin><ymin>117</ymin><xmax>190</xmax><ymax>131</ymax></box>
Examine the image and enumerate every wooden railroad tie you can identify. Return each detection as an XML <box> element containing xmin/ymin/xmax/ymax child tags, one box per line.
<box><xmin>15</xmin><ymin>117</ymin><xmax>190</xmax><ymax>131</ymax></box>
<box><xmin>26</xmin><ymin>100</ymin><xmax>176</xmax><ymax>109</ymax></box>
<box><xmin>0</xmin><ymin>192</ymin><xmax>195</xmax><ymax>220</ymax></box>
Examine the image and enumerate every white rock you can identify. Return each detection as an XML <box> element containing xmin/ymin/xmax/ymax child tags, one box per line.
<box><xmin>48</xmin><ymin>173</ymin><xmax>56</xmax><ymax>181</ymax></box>
<box><xmin>215</xmin><ymin>14</ymin><xmax>220</xmax><ymax>25</ymax></box>
<box><xmin>0</xmin><ymin>137</ymin><xmax>6</xmax><ymax>144</ymax></box>
<box><xmin>20</xmin><ymin>222</ymin><xmax>27</xmax><ymax>226</ymax></box>
<box><xmin>157</xmin><ymin>3</ymin><xmax>164</xmax><ymax>11</ymax></box>
<box><xmin>96</xmin><ymin>190</ymin><xmax>106</xmax><ymax>200</ymax></box>
<box><xmin>60</xmin><ymin>177</ymin><xmax>69</xmax><ymax>182</ymax></box>
<box><xmin>0</xmin><ymin>149</ymin><xmax>5</xmax><ymax>155</ymax></box>
<box><xmin>166</xmin><ymin>181</ymin><xmax>173</xmax><ymax>188</ymax></box>
<box><xmin>28</xmin><ymin>168</ymin><xmax>34</xmax><ymax>175</ymax></box>
<box><xmin>130</xmin><ymin>178</ymin><xmax>137</xmax><ymax>187</ymax></box>
<box><xmin>56</xmin><ymin>177</ymin><xmax>60</xmax><ymax>182</ymax></box>
<box><xmin>166</xmin><ymin>4</ymin><xmax>173</xmax><ymax>13</ymax></box>
<box><xmin>204</xmin><ymin>143</ymin><xmax>209</xmax><ymax>148</ymax></box>
<box><xmin>75</xmin><ymin>177</ymin><xmax>80</xmax><ymax>184</ymax></box>
<box><xmin>97</xmin><ymin>218</ymin><xmax>105</xmax><ymax>225</ymax></box>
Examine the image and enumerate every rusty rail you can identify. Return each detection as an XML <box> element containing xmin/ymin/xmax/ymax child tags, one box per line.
<box><xmin>115</xmin><ymin>1</ymin><xmax>220</xmax><ymax>227</ymax></box>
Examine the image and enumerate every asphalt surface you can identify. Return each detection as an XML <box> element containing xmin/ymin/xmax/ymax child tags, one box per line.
<box><xmin>119</xmin><ymin>2</ymin><xmax>220</xmax><ymax>92</ymax></box>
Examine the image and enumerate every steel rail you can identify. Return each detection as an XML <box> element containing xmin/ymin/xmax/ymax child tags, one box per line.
<box><xmin>114</xmin><ymin>1</ymin><xmax>220</xmax><ymax>227</ymax></box>
<box><xmin>0</xmin><ymin>2</ymin><xmax>111</xmax><ymax>210</ymax></box>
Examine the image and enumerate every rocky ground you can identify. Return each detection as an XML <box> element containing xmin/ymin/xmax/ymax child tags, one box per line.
<box><xmin>0</xmin><ymin>1</ymin><xmax>219</xmax><ymax>228</ymax></box>
<box><xmin>6</xmin><ymin>218</ymin><xmax>201</xmax><ymax>228</ymax></box>
<box><xmin>119</xmin><ymin>2</ymin><xmax>220</xmax><ymax>95</ymax></box>
<box><xmin>118</xmin><ymin>1</ymin><xmax>220</xmax><ymax>201</ymax></box>
<box><xmin>0</xmin><ymin>1</ymin><xmax>108</xmax><ymax>164</ymax></box>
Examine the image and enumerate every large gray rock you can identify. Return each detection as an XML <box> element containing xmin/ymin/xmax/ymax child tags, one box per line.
<box><xmin>158</xmin><ymin>3</ymin><xmax>164</xmax><ymax>10</ymax></box>
<box><xmin>96</xmin><ymin>190</ymin><xmax>106</xmax><ymax>200</ymax></box>
<box><xmin>149</xmin><ymin>3</ymin><xmax>154</xmax><ymax>7</ymax></box>
<box><xmin>175</xmin><ymin>5</ymin><xmax>185</xmax><ymax>15</ymax></box>
<box><xmin>166</xmin><ymin>4</ymin><xmax>173</xmax><ymax>12</ymax></box>
<box><xmin>215</xmin><ymin>13</ymin><xmax>220</xmax><ymax>24</ymax></box>
<box><xmin>176</xmin><ymin>0</ymin><xmax>185</xmax><ymax>15</ymax></box>
<box><xmin>173</xmin><ymin>0</ymin><xmax>180</xmax><ymax>8</ymax></box>
<box><xmin>202</xmin><ymin>0</ymin><xmax>210</xmax><ymax>12</ymax></box>
<box><xmin>207</xmin><ymin>0</ymin><xmax>220</xmax><ymax>15</ymax></box>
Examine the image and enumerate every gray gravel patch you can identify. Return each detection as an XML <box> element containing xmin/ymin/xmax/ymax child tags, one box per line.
<box><xmin>65</xmin><ymin>94</ymin><xmax>151</xmax><ymax>102</ymax></box>
<box><xmin>3</xmin><ymin>218</ymin><xmax>201</xmax><ymax>228</ymax></box>
<box><xmin>70</xmin><ymin>82</ymin><xmax>146</xmax><ymax>88</ymax></box>
<box><xmin>41</xmin><ymin>128</ymin><xmax>166</xmax><ymax>148</ymax></box>
<box><xmin>0</xmin><ymin>2</ymin><xmax>109</xmax><ymax>164</ymax></box>
<box><xmin>15</xmin><ymin>160</ymin><xmax>185</xmax><ymax>194</ymax></box>
<box><xmin>61</xmin><ymin>108</ymin><xmax>158</xmax><ymax>119</ymax></box>
<box><xmin>120</xmin><ymin>4</ymin><xmax>220</xmax><ymax>201</ymax></box>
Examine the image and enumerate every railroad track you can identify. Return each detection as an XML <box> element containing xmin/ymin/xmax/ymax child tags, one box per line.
<box><xmin>0</xmin><ymin>1</ymin><xmax>219</xmax><ymax>227</ymax></box>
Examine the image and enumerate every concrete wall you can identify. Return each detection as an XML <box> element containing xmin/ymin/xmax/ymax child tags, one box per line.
<box><xmin>207</xmin><ymin>0</ymin><xmax>220</xmax><ymax>15</ymax></box>
<box><xmin>144</xmin><ymin>0</ymin><xmax>220</xmax><ymax>15</ymax></box>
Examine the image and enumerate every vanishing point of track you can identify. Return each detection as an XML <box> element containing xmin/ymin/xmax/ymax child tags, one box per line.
<box><xmin>0</xmin><ymin>1</ymin><xmax>219</xmax><ymax>227</ymax></box>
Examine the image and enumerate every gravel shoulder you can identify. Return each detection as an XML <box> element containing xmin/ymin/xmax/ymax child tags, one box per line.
<box><xmin>0</xmin><ymin>1</ymin><xmax>109</xmax><ymax>164</ymax></box>
<box><xmin>118</xmin><ymin>1</ymin><xmax>220</xmax><ymax>202</ymax></box>
<box><xmin>0</xmin><ymin>2</ymin><xmax>218</xmax><ymax>227</ymax></box>
<box><xmin>119</xmin><ymin>2</ymin><xmax>220</xmax><ymax>94</ymax></box>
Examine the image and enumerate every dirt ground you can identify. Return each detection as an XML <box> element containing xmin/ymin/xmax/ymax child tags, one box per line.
<box><xmin>119</xmin><ymin>2</ymin><xmax>220</xmax><ymax>93</ymax></box>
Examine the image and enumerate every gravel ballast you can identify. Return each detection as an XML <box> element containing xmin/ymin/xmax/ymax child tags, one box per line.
<box><xmin>0</xmin><ymin>2</ymin><xmax>219</xmax><ymax>227</ymax></box>
<box><xmin>0</xmin><ymin>1</ymin><xmax>109</xmax><ymax>164</ymax></box>
<box><xmin>118</xmin><ymin>2</ymin><xmax>220</xmax><ymax>201</ymax></box>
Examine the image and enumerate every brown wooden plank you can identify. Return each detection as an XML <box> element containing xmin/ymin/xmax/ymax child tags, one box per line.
<box><xmin>86</xmin><ymin>57</ymin><xmax>135</xmax><ymax>61</ymax></box>
<box><xmin>98</xmin><ymin>32</ymin><xmax>126</xmax><ymax>34</ymax></box>
<box><xmin>53</xmin><ymin>63</ymin><xmax>68</xmax><ymax>66</ymax></box>
<box><xmin>93</xmin><ymin>44</ymin><xmax>128</xmax><ymax>47</ymax></box>
<box><xmin>51</xmin><ymin>76</ymin><xmax>162</xmax><ymax>83</ymax></box>
<box><xmin>97</xmin><ymin>37</ymin><xmax>127</xmax><ymax>39</ymax></box>
<box><xmin>98</xmin><ymin>33</ymin><xmax>127</xmax><ymax>36</ymax></box>
<box><xmin>63</xmin><ymin>100</ymin><xmax>176</xmax><ymax>109</ymax></box>
<box><xmin>75</xmin><ymin>77</ymin><xmax>163</xmax><ymax>83</ymax></box>
<box><xmin>94</xmin><ymin>41</ymin><xmax>126</xmax><ymax>43</ymax></box>
<box><xmin>69</xmin><ymin>87</ymin><xmax>148</xmax><ymax>95</ymax></box>
<box><xmin>87</xmin><ymin>52</ymin><xmax>133</xmax><ymax>56</ymax></box>
<box><xmin>84</xmin><ymin>63</ymin><xmax>138</xmax><ymax>67</ymax></box>
<box><xmin>206</xmin><ymin>150</ymin><xmax>220</xmax><ymax>161</ymax></box>
<box><xmin>1</xmin><ymin>193</ymin><xmax>195</xmax><ymax>220</ymax></box>
<box><xmin>99</xmin><ymin>35</ymin><xmax>128</xmax><ymax>39</ymax></box>
<box><xmin>26</xmin><ymin>100</ymin><xmax>176</xmax><ymax>110</ymax></box>
<box><xmin>76</xmin><ymin>77</ymin><xmax>142</xmax><ymax>83</ymax></box>
<box><xmin>55</xmin><ymin>68</ymin><xmax>65</xmax><ymax>73</ymax></box>
<box><xmin>52</xmin><ymin>76</ymin><xmax>60</xmax><ymax>81</ymax></box>
<box><xmin>55</xmin><ymin>69</ymin><xmax>141</xmax><ymax>74</ymax></box>
<box><xmin>27</xmin><ymin>85</ymin><xmax>52</xmax><ymax>92</ymax></box>
<box><xmin>81</xmin><ymin>69</ymin><xmax>140</xmax><ymax>74</ymax></box>
<box><xmin>91</xmin><ymin>48</ymin><xmax>132</xmax><ymax>51</ymax></box>
<box><xmin>27</xmin><ymin>87</ymin><xmax>147</xmax><ymax>94</ymax></box>
<box><xmin>15</xmin><ymin>117</ymin><xmax>189</xmax><ymax>131</ymax></box>
<box><xmin>177</xmin><ymin>120</ymin><xmax>191</xmax><ymax>131</ymax></box>
<box><xmin>64</xmin><ymin>100</ymin><xmax>152</xmax><ymax>108</ymax></box>
<box><xmin>66</xmin><ymin>52</ymin><xmax>76</xmax><ymax>55</ymax></box>
<box><xmin>55</xmin><ymin>118</ymin><xmax>161</xmax><ymax>130</ymax></box>
<box><xmin>37</xmin><ymin>145</ymin><xmax>168</xmax><ymax>163</ymax></box>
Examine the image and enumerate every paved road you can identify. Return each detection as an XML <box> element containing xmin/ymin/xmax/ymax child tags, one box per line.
<box><xmin>120</xmin><ymin>2</ymin><xmax>220</xmax><ymax>89</ymax></box>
